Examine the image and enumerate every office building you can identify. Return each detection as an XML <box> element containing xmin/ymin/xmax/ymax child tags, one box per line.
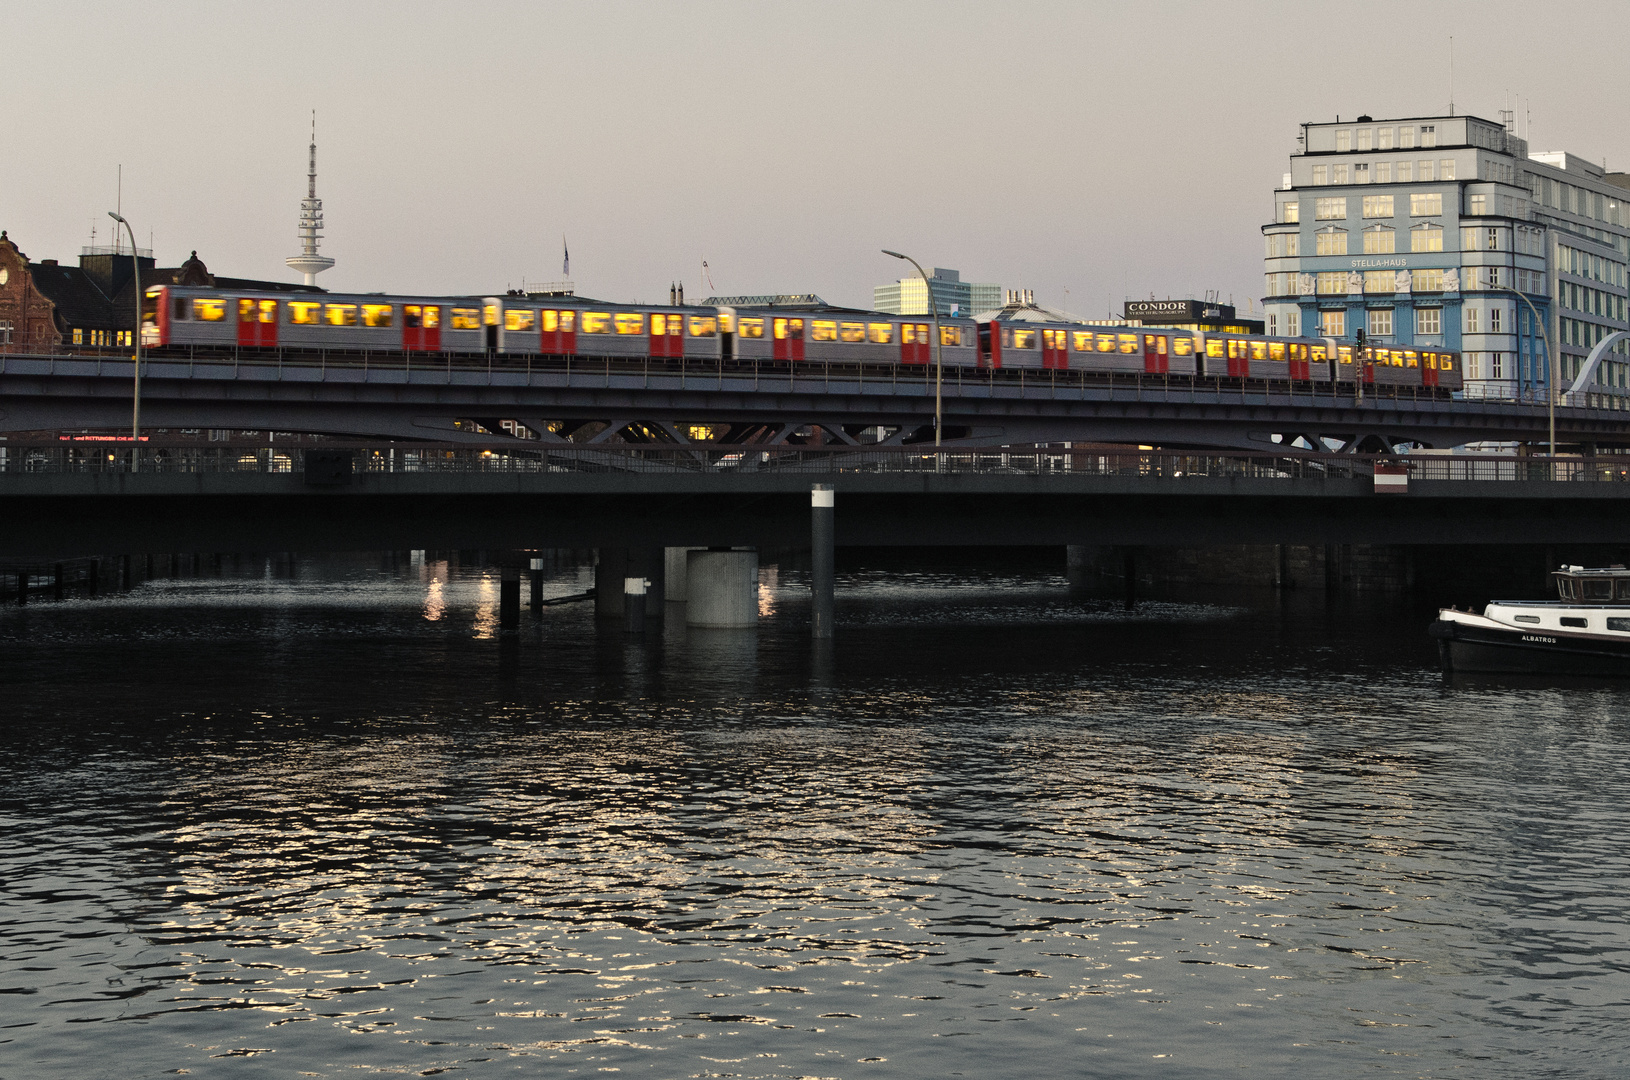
<box><xmin>874</xmin><ymin>267</ymin><xmax>1002</xmax><ymax>318</ymax></box>
<box><xmin>1263</xmin><ymin>113</ymin><xmax>1629</xmax><ymax>399</ymax></box>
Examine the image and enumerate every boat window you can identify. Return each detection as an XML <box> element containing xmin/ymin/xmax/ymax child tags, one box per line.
<box><xmin>1607</xmin><ymin>618</ymin><xmax>1630</xmax><ymax>632</ymax></box>
<box><xmin>1560</xmin><ymin>616</ymin><xmax>1589</xmax><ymax>628</ymax></box>
<box><xmin>1514</xmin><ymin>615</ymin><xmax>1542</xmax><ymax>623</ymax></box>
<box><xmin>1556</xmin><ymin>577</ymin><xmax>1576</xmax><ymax>600</ymax></box>
<box><xmin>1615</xmin><ymin>580</ymin><xmax>1630</xmax><ymax>600</ymax></box>
<box><xmin>1583</xmin><ymin>579</ymin><xmax>1613</xmax><ymax>600</ymax></box>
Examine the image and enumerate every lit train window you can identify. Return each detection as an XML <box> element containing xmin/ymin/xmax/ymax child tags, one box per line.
<box><xmin>718</xmin><ymin>311</ymin><xmax>734</xmax><ymax>333</ymax></box>
<box><xmin>658</xmin><ymin>314</ymin><xmax>682</xmax><ymax>335</ymax></box>
<box><xmin>739</xmin><ymin>318</ymin><xmax>765</xmax><ymax>338</ymax></box>
<box><xmin>1072</xmin><ymin>331</ymin><xmax>1091</xmax><ymax>351</ymax></box>
<box><xmin>1289</xmin><ymin>343</ymin><xmax>1306</xmax><ymax>360</ymax></box>
<box><xmin>1310</xmin><ymin>344</ymin><xmax>1327</xmax><ymax>362</ymax></box>
<box><xmin>916</xmin><ymin>324</ymin><xmax>929</xmax><ymax>341</ymax></box>
<box><xmin>689</xmin><ymin>316</ymin><xmax>718</xmax><ymax>337</ymax></box>
<box><xmin>238</xmin><ymin>298</ymin><xmax>256</xmax><ymax>323</ymax></box>
<box><xmin>1440</xmin><ymin>356</ymin><xmax>1454</xmax><ymax>371</ymax></box>
<box><xmin>1011</xmin><ymin>328</ymin><xmax>1036</xmax><ymax>349</ymax></box>
<box><xmin>1401</xmin><ymin>350</ymin><xmax>1416</xmax><ymax>367</ymax></box>
<box><xmin>451</xmin><ymin>308</ymin><xmax>481</xmax><ymax>330</ymax></box>
<box><xmin>1228</xmin><ymin>340</ymin><xmax>1247</xmax><ymax>359</ymax></box>
<box><xmin>580</xmin><ymin>312</ymin><xmax>611</xmax><ymax>334</ymax></box>
<box><xmin>289</xmin><ymin>302</ymin><xmax>320</xmax><ymax>325</ymax></box>
<box><xmin>1206</xmin><ymin>339</ymin><xmax>1225</xmax><ymax>358</ymax></box>
<box><xmin>866</xmin><ymin>322</ymin><xmax>891</xmax><ymax>343</ymax></box>
<box><xmin>484</xmin><ymin>305</ymin><xmax>500</xmax><ymax>326</ymax></box>
<box><xmin>1043</xmin><ymin>330</ymin><xmax>1064</xmax><ymax>349</ymax></box>
<box><xmin>1423</xmin><ymin>352</ymin><xmax>1437</xmax><ymax>369</ymax></box>
<box><xmin>1372</xmin><ymin>348</ymin><xmax>1388</xmax><ymax>365</ymax></box>
<box><xmin>1118</xmin><ymin>334</ymin><xmax>1139</xmax><ymax>354</ymax></box>
<box><xmin>1269</xmin><ymin>342</ymin><xmax>1286</xmax><ymax>361</ymax></box>
<box><xmin>773</xmin><ymin>318</ymin><xmax>804</xmax><ymax>340</ymax></box>
<box><xmin>192</xmin><ymin>298</ymin><xmax>226</xmax><ymax>321</ymax></box>
<box><xmin>505</xmin><ymin>309</ymin><xmax>535</xmax><ymax>332</ymax></box>
<box><xmin>902</xmin><ymin>324</ymin><xmax>917</xmax><ymax>344</ymax></box>
<box><xmin>559</xmin><ymin>310</ymin><xmax>575</xmax><ymax>332</ymax></box>
<box><xmin>172</xmin><ymin>297</ymin><xmax>190</xmax><ymax>320</ymax></box>
<box><xmin>1097</xmin><ymin>334</ymin><xmax>1118</xmax><ymax>353</ymax></box>
<box><xmin>614</xmin><ymin>313</ymin><xmax>645</xmax><ymax>334</ymax></box>
<box><xmin>1338</xmin><ymin>346</ymin><xmax>1354</xmax><ymax>364</ymax></box>
<box><xmin>1173</xmin><ymin>336</ymin><xmax>1193</xmax><ymax>356</ymax></box>
<box><xmin>362</xmin><ymin>304</ymin><xmax>394</xmax><ymax>328</ymax></box>
<box><xmin>325</xmin><ymin>304</ymin><xmax>358</xmax><ymax>326</ymax></box>
<box><xmin>404</xmin><ymin>305</ymin><xmax>440</xmax><ymax>328</ymax></box>
<box><xmin>1250</xmin><ymin>341</ymin><xmax>1268</xmax><ymax>361</ymax></box>
<box><xmin>940</xmin><ymin>325</ymin><xmax>963</xmax><ymax>347</ymax></box>
<box><xmin>811</xmin><ymin>320</ymin><xmax>838</xmax><ymax>342</ymax></box>
<box><xmin>839</xmin><ymin>322</ymin><xmax>865</xmax><ymax>342</ymax></box>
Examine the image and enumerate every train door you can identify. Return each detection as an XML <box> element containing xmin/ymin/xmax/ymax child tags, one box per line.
<box><xmin>142</xmin><ymin>287</ymin><xmax>168</xmax><ymax>347</ymax></box>
<box><xmin>650</xmin><ymin>312</ymin><xmax>683</xmax><ymax>358</ymax></box>
<box><xmin>978</xmin><ymin>322</ymin><xmax>1000</xmax><ymax>368</ymax></box>
<box><xmin>900</xmin><ymin>322</ymin><xmax>930</xmax><ymax>365</ymax></box>
<box><xmin>403</xmin><ymin>304</ymin><xmax>441</xmax><ymax>351</ymax></box>
<box><xmin>773</xmin><ymin>317</ymin><xmax>805</xmax><ymax>362</ymax></box>
<box><xmin>1421</xmin><ymin>351</ymin><xmax>1440</xmax><ymax>387</ymax></box>
<box><xmin>541</xmin><ymin>309</ymin><xmax>577</xmax><ymax>354</ymax></box>
<box><xmin>1227</xmin><ymin>337</ymin><xmax>1249</xmax><ymax>378</ymax></box>
<box><xmin>718</xmin><ymin>308</ymin><xmax>736</xmax><ymax>362</ymax></box>
<box><xmin>1287</xmin><ymin>342</ymin><xmax>1309</xmax><ymax>380</ymax></box>
<box><xmin>1142</xmin><ymin>333</ymin><xmax>1169</xmax><ymax>374</ymax></box>
<box><xmin>1041</xmin><ymin>329</ymin><xmax>1068</xmax><ymax>369</ymax></box>
<box><xmin>237</xmin><ymin>298</ymin><xmax>278</xmax><ymax>347</ymax></box>
<box><xmin>483</xmin><ymin>298</ymin><xmax>501</xmax><ymax>351</ymax></box>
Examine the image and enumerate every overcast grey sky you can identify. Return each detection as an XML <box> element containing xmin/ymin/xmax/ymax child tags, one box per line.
<box><xmin>4</xmin><ymin>0</ymin><xmax>1627</xmax><ymax>314</ymax></box>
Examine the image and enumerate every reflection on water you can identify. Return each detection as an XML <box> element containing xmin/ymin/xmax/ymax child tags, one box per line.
<box><xmin>1</xmin><ymin>551</ymin><xmax>1628</xmax><ymax>1079</ymax></box>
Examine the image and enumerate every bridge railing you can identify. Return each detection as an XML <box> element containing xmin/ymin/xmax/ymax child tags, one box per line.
<box><xmin>4</xmin><ymin>443</ymin><xmax>1630</xmax><ymax>483</ymax></box>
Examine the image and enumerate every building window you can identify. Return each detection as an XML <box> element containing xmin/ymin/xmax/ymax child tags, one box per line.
<box><xmin>1401</xmin><ymin>127</ymin><xmax>1416</xmax><ymax>149</ymax></box>
<box><xmin>1363</xmin><ymin>225</ymin><xmax>1396</xmax><ymax>254</ymax></box>
<box><xmin>1287</xmin><ymin>311</ymin><xmax>1300</xmax><ymax>337</ymax></box>
<box><xmin>1362</xmin><ymin>195</ymin><xmax>1394</xmax><ymax>218</ymax></box>
<box><xmin>1410</xmin><ymin>192</ymin><xmax>1443</xmax><ymax>216</ymax></box>
<box><xmin>1265</xmin><ymin>233</ymin><xmax>1299</xmax><ymax>258</ymax></box>
<box><xmin>1469</xmin><ymin>193</ymin><xmax>1487</xmax><ymax>215</ymax></box>
<box><xmin>1315</xmin><ymin>197</ymin><xmax>1347</xmax><ymax>220</ymax></box>
<box><xmin>1354</xmin><ymin>163</ymin><xmax>1369</xmax><ymax>183</ymax></box>
<box><xmin>1368</xmin><ymin>308</ymin><xmax>1394</xmax><ymax>337</ymax></box>
<box><xmin>72</xmin><ymin>328</ymin><xmax>83</xmax><ymax>345</ymax></box>
<box><xmin>1378</xmin><ymin>127</ymin><xmax>1394</xmax><ymax>149</ymax></box>
<box><xmin>1490</xmin><ymin>307</ymin><xmax>1503</xmax><ymax>333</ymax></box>
<box><xmin>1336</xmin><ymin>129</ymin><xmax>1352</xmax><ymax>151</ymax></box>
<box><xmin>1417</xmin><ymin>307</ymin><xmax>1441</xmax><ymax>335</ymax></box>
<box><xmin>1357</xmin><ymin>128</ymin><xmax>1372</xmax><ymax>151</ymax></box>
<box><xmin>1333</xmin><ymin>164</ymin><xmax>1349</xmax><ymax>184</ymax></box>
<box><xmin>1268</xmin><ymin>313</ymin><xmax>1278</xmax><ymax>336</ymax></box>
<box><xmin>1412</xmin><ymin>268</ymin><xmax>1447</xmax><ymax>292</ymax></box>
<box><xmin>1321</xmin><ymin>310</ymin><xmax>1346</xmax><ymax>337</ymax></box>
<box><xmin>1316</xmin><ymin>272</ymin><xmax>1348</xmax><ymax>295</ymax></box>
<box><xmin>1418</xmin><ymin>160</ymin><xmax>1436</xmax><ymax>182</ymax></box>
<box><xmin>1375</xmin><ymin>161</ymin><xmax>1392</xmax><ymax>183</ymax></box>
<box><xmin>1440</xmin><ymin>159</ymin><xmax>1456</xmax><ymax>181</ymax></box>
<box><xmin>1315</xmin><ymin>227</ymin><xmax>1348</xmax><ymax>255</ymax></box>
<box><xmin>1281</xmin><ymin>201</ymin><xmax>1299</xmax><ymax>223</ymax></box>
<box><xmin>1420</xmin><ymin>125</ymin><xmax>1436</xmax><ymax>148</ymax></box>
<box><xmin>0</xmin><ymin>319</ymin><xmax>10</xmax><ymax>344</ymax></box>
<box><xmin>1465</xmin><ymin>307</ymin><xmax>1479</xmax><ymax>333</ymax></box>
<box><xmin>1411</xmin><ymin>224</ymin><xmax>1444</xmax><ymax>252</ymax></box>
<box><xmin>1491</xmin><ymin>352</ymin><xmax>1504</xmax><ymax>379</ymax></box>
<box><xmin>1313</xmin><ymin>165</ymin><xmax>1328</xmax><ymax>185</ymax></box>
<box><xmin>1364</xmin><ymin>270</ymin><xmax>1396</xmax><ymax>293</ymax></box>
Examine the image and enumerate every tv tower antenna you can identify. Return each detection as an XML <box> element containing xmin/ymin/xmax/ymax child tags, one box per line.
<box><xmin>286</xmin><ymin>111</ymin><xmax>335</xmax><ymax>286</ymax></box>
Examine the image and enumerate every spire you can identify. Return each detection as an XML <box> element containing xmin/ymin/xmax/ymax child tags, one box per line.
<box><xmin>286</xmin><ymin>110</ymin><xmax>335</xmax><ymax>287</ymax></box>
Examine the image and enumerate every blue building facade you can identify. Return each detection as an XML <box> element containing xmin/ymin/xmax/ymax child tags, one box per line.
<box><xmin>1263</xmin><ymin>113</ymin><xmax>1630</xmax><ymax>401</ymax></box>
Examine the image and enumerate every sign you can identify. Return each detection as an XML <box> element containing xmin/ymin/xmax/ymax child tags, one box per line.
<box><xmin>1373</xmin><ymin>463</ymin><xmax>1410</xmax><ymax>494</ymax></box>
<box><xmin>1124</xmin><ymin>299</ymin><xmax>1236</xmax><ymax>321</ymax></box>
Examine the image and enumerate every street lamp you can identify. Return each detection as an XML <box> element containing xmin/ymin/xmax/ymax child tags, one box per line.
<box><xmin>1496</xmin><ymin>287</ymin><xmax>1556</xmax><ymax>461</ymax></box>
<box><xmin>882</xmin><ymin>249</ymin><xmax>944</xmax><ymax>447</ymax></box>
<box><xmin>108</xmin><ymin>211</ymin><xmax>142</xmax><ymax>448</ymax></box>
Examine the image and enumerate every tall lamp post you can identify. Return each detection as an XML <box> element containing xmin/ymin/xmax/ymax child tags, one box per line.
<box><xmin>1497</xmin><ymin>287</ymin><xmax>1556</xmax><ymax>461</ymax></box>
<box><xmin>882</xmin><ymin>249</ymin><xmax>944</xmax><ymax>447</ymax></box>
<box><xmin>108</xmin><ymin>211</ymin><xmax>142</xmax><ymax>448</ymax></box>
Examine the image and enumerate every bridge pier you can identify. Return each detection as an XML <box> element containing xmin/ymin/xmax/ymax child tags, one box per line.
<box><xmin>664</xmin><ymin>546</ymin><xmax>701</xmax><ymax>604</ymax></box>
<box><xmin>623</xmin><ymin>575</ymin><xmax>648</xmax><ymax>632</ymax></box>
<box><xmin>812</xmin><ymin>485</ymin><xmax>834</xmax><ymax>639</ymax></box>
<box><xmin>529</xmin><ymin>557</ymin><xmax>544</xmax><ymax>610</ymax></box>
<box><xmin>686</xmin><ymin>549</ymin><xmax>758</xmax><ymax>628</ymax></box>
<box><xmin>499</xmin><ymin>566</ymin><xmax>520</xmax><ymax>635</ymax></box>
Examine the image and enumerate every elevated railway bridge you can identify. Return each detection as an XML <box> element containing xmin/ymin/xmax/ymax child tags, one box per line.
<box><xmin>6</xmin><ymin>344</ymin><xmax>1630</xmax><ymax>452</ymax></box>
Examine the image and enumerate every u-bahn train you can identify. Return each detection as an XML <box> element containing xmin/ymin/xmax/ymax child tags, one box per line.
<box><xmin>140</xmin><ymin>285</ymin><xmax>1461</xmax><ymax>390</ymax></box>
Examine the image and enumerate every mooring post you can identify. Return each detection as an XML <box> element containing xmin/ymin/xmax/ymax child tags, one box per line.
<box><xmin>623</xmin><ymin>574</ymin><xmax>648</xmax><ymax>631</ymax></box>
<box><xmin>529</xmin><ymin>557</ymin><xmax>544</xmax><ymax>610</ymax></box>
<box><xmin>499</xmin><ymin>566</ymin><xmax>521</xmax><ymax>635</ymax></box>
<box><xmin>812</xmin><ymin>484</ymin><xmax>835</xmax><ymax>639</ymax></box>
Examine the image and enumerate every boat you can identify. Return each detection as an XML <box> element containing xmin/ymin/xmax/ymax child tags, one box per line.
<box><xmin>1431</xmin><ymin>565</ymin><xmax>1630</xmax><ymax>675</ymax></box>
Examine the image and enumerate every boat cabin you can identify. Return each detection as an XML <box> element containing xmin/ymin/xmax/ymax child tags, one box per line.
<box><xmin>1551</xmin><ymin>565</ymin><xmax>1630</xmax><ymax>603</ymax></box>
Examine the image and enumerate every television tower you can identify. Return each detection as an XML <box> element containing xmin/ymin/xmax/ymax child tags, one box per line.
<box><xmin>285</xmin><ymin>112</ymin><xmax>335</xmax><ymax>286</ymax></box>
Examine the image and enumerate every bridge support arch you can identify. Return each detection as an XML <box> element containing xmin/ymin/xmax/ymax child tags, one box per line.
<box><xmin>1566</xmin><ymin>331</ymin><xmax>1630</xmax><ymax>403</ymax></box>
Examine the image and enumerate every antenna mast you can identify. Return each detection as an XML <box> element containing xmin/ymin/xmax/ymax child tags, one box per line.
<box><xmin>285</xmin><ymin>110</ymin><xmax>336</xmax><ymax>287</ymax></box>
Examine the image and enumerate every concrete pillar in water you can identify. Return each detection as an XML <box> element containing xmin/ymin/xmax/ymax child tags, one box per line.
<box><xmin>686</xmin><ymin>549</ymin><xmax>758</xmax><ymax>628</ymax></box>
<box><xmin>623</xmin><ymin>575</ymin><xmax>648</xmax><ymax>631</ymax></box>
<box><xmin>499</xmin><ymin>567</ymin><xmax>521</xmax><ymax>634</ymax></box>
<box><xmin>811</xmin><ymin>484</ymin><xmax>834</xmax><ymax>639</ymax></box>
<box><xmin>529</xmin><ymin>557</ymin><xmax>544</xmax><ymax>610</ymax></box>
<box><xmin>664</xmin><ymin>547</ymin><xmax>699</xmax><ymax>604</ymax></box>
<box><xmin>595</xmin><ymin>548</ymin><xmax>629</xmax><ymax>618</ymax></box>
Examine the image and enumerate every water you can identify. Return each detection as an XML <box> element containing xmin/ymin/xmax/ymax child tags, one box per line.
<box><xmin>3</xmin><ymin>552</ymin><xmax>1628</xmax><ymax>1078</ymax></box>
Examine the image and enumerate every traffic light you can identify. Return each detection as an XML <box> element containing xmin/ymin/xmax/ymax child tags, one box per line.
<box><xmin>1355</xmin><ymin>328</ymin><xmax>1367</xmax><ymax>349</ymax></box>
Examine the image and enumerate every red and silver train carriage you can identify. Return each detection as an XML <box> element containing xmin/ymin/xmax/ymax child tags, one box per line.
<box><xmin>141</xmin><ymin>285</ymin><xmax>1458</xmax><ymax>392</ymax></box>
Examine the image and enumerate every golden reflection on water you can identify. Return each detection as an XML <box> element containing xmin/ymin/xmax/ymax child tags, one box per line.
<box><xmin>472</xmin><ymin>573</ymin><xmax>498</xmax><ymax>639</ymax></box>
<box><xmin>421</xmin><ymin>560</ymin><xmax>448</xmax><ymax>622</ymax></box>
<box><xmin>757</xmin><ymin>566</ymin><xmax>778</xmax><ymax>618</ymax></box>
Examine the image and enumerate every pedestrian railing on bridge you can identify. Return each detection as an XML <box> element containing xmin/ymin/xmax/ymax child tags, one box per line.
<box><xmin>3</xmin><ymin>442</ymin><xmax>1629</xmax><ymax>484</ymax></box>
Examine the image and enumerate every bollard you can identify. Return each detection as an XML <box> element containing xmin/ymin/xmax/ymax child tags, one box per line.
<box><xmin>812</xmin><ymin>484</ymin><xmax>834</xmax><ymax>639</ymax></box>
<box><xmin>529</xmin><ymin>557</ymin><xmax>544</xmax><ymax>610</ymax></box>
<box><xmin>623</xmin><ymin>576</ymin><xmax>648</xmax><ymax>631</ymax></box>
<box><xmin>499</xmin><ymin>568</ymin><xmax>521</xmax><ymax>635</ymax></box>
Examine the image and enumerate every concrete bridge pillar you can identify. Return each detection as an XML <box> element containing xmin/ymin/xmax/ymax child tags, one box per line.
<box><xmin>686</xmin><ymin>549</ymin><xmax>758</xmax><ymax>628</ymax></box>
<box><xmin>664</xmin><ymin>546</ymin><xmax>701</xmax><ymax>603</ymax></box>
<box><xmin>623</xmin><ymin>574</ymin><xmax>648</xmax><ymax>632</ymax></box>
<box><xmin>811</xmin><ymin>485</ymin><xmax>835</xmax><ymax>639</ymax></box>
<box><xmin>596</xmin><ymin>548</ymin><xmax>629</xmax><ymax>618</ymax></box>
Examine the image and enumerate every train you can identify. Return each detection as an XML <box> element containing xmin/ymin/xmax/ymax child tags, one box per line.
<box><xmin>140</xmin><ymin>284</ymin><xmax>1461</xmax><ymax>390</ymax></box>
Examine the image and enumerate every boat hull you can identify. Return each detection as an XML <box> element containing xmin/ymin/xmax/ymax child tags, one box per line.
<box><xmin>1431</xmin><ymin>619</ymin><xmax>1630</xmax><ymax>675</ymax></box>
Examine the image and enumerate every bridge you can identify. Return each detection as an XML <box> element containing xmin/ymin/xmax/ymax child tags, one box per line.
<box><xmin>4</xmin><ymin>443</ymin><xmax>1630</xmax><ymax>558</ymax></box>
<box><xmin>6</xmin><ymin>345</ymin><xmax>1630</xmax><ymax>452</ymax></box>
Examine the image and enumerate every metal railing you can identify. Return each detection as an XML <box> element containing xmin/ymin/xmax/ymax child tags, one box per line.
<box><xmin>4</xmin><ymin>442</ymin><xmax>1629</xmax><ymax>484</ymax></box>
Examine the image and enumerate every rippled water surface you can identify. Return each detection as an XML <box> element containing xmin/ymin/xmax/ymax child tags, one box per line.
<box><xmin>3</xmin><ymin>552</ymin><xmax>1629</xmax><ymax>1078</ymax></box>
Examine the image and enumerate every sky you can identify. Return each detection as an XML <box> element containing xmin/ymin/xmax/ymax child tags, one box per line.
<box><xmin>4</xmin><ymin>0</ymin><xmax>1628</xmax><ymax>316</ymax></box>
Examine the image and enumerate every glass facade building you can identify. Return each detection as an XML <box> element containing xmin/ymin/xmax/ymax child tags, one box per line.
<box><xmin>1263</xmin><ymin>113</ymin><xmax>1630</xmax><ymax>401</ymax></box>
<box><xmin>874</xmin><ymin>267</ymin><xmax>1002</xmax><ymax>318</ymax></box>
